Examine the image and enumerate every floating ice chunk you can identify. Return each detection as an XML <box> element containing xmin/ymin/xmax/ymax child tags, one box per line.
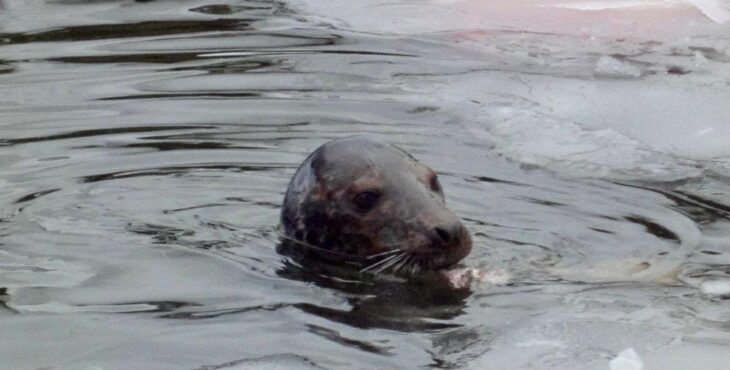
<box><xmin>442</xmin><ymin>267</ymin><xmax>482</xmax><ymax>288</ymax></box>
<box><xmin>594</xmin><ymin>56</ymin><xmax>643</xmax><ymax>79</ymax></box>
<box><xmin>482</xmin><ymin>269</ymin><xmax>511</xmax><ymax>285</ymax></box>
<box><xmin>700</xmin><ymin>280</ymin><xmax>730</xmax><ymax>297</ymax></box>
<box><xmin>610</xmin><ymin>348</ymin><xmax>644</xmax><ymax>370</ymax></box>
<box><xmin>441</xmin><ymin>267</ymin><xmax>510</xmax><ymax>288</ymax></box>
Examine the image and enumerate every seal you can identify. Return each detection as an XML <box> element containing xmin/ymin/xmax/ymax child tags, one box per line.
<box><xmin>280</xmin><ymin>137</ymin><xmax>471</xmax><ymax>275</ymax></box>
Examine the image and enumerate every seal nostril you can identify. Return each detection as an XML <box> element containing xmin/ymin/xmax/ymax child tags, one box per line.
<box><xmin>435</xmin><ymin>227</ymin><xmax>451</xmax><ymax>243</ymax></box>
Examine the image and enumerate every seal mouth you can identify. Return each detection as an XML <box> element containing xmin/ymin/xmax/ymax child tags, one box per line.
<box><xmin>360</xmin><ymin>223</ymin><xmax>473</xmax><ymax>275</ymax></box>
<box><xmin>415</xmin><ymin>243</ymin><xmax>472</xmax><ymax>272</ymax></box>
<box><xmin>360</xmin><ymin>240</ymin><xmax>471</xmax><ymax>276</ymax></box>
<box><xmin>415</xmin><ymin>224</ymin><xmax>473</xmax><ymax>271</ymax></box>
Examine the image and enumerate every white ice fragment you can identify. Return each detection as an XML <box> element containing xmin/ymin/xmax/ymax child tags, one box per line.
<box><xmin>594</xmin><ymin>55</ymin><xmax>642</xmax><ymax>79</ymax></box>
<box><xmin>442</xmin><ymin>267</ymin><xmax>510</xmax><ymax>288</ymax></box>
<box><xmin>700</xmin><ymin>280</ymin><xmax>730</xmax><ymax>297</ymax></box>
<box><xmin>482</xmin><ymin>268</ymin><xmax>511</xmax><ymax>285</ymax></box>
<box><xmin>442</xmin><ymin>267</ymin><xmax>477</xmax><ymax>288</ymax></box>
<box><xmin>610</xmin><ymin>348</ymin><xmax>644</xmax><ymax>370</ymax></box>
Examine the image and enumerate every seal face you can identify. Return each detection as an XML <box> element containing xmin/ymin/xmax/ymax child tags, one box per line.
<box><xmin>280</xmin><ymin>137</ymin><xmax>472</xmax><ymax>275</ymax></box>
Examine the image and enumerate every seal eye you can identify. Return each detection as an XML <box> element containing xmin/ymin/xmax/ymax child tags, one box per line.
<box><xmin>430</xmin><ymin>175</ymin><xmax>441</xmax><ymax>193</ymax></box>
<box><xmin>353</xmin><ymin>191</ymin><xmax>381</xmax><ymax>212</ymax></box>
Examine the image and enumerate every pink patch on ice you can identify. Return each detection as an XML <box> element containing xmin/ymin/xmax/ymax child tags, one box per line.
<box><xmin>444</xmin><ymin>0</ymin><xmax>721</xmax><ymax>40</ymax></box>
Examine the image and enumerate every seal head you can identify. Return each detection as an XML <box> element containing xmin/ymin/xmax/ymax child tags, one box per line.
<box><xmin>280</xmin><ymin>137</ymin><xmax>471</xmax><ymax>274</ymax></box>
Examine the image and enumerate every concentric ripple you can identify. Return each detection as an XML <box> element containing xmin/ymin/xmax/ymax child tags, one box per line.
<box><xmin>0</xmin><ymin>0</ymin><xmax>729</xmax><ymax>369</ymax></box>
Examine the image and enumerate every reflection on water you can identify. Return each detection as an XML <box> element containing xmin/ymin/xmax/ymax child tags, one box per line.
<box><xmin>0</xmin><ymin>0</ymin><xmax>729</xmax><ymax>369</ymax></box>
<box><xmin>0</xmin><ymin>19</ymin><xmax>250</xmax><ymax>44</ymax></box>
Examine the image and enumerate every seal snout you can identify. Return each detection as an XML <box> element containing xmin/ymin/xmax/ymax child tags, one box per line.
<box><xmin>420</xmin><ymin>220</ymin><xmax>472</xmax><ymax>270</ymax></box>
<box><xmin>430</xmin><ymin>222</ymin><xmax>471</xmax><ymax>250</ymax></box>
<box><xmin>433</xmin><ymin>223</ymin><xmax>461</xmax><ymax>245</ymax></box>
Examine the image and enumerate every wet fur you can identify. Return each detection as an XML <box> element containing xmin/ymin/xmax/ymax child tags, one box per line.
<box><xmin>280</xmin><ymin>137</ymin><xmax>471</xmax><ymax>275</ymax></box>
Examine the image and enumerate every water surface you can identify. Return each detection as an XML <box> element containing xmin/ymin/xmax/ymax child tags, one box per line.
<box><xmin>1</xmin><ymin>0</ymin><xmax>729</xmax><ymax>369</ymax></box>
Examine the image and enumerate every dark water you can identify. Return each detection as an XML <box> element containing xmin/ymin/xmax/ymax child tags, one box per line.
<box><xmin>1</xmin><ymin>1</ymin><xmax>729</xmax><ymax>369</ymax></box>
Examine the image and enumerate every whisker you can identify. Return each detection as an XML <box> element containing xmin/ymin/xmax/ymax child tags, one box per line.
<box><xmin>365</xmin><ymin>248</ymin><xmax>403</xmax><ymax>260</ymax></box>
<box><xmin>373</xmin><ymin>253</ymin><xmax>406</xmax><ymax>274</ymax></box>
<box><xmin>360</xmin><ymin>252</ymin><xmax>404</xmax><ymax>273</ymax></box>
<box><xmin>360</xmin><ymin>252</ymin><xmax>402</xmax><ymax>273</ymax></box>
<box><xmin>278</xmin><ymin>232</ymin><xmax>362</xmax><ymax>259</ymax></box>
<box><xmin>393</xmin><ymin>255</ymin><xmax>412</xmax><ymax>274</ymax></box>
<box><xmin>407</xmin><ymin>258</ymin><xmax>417</xmax><ymax>275</ymax></box>
<box><xmin>409</xmin><ymin>258</ymin><xmax>421</xmax><ymax>275</ymax></box>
